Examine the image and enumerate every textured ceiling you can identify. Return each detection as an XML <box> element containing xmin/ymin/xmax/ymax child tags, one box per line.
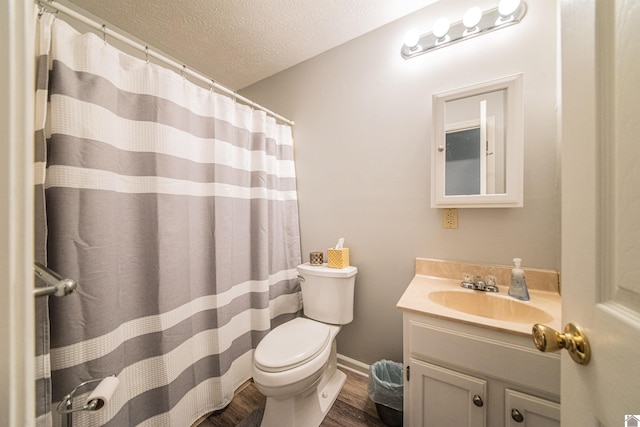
<box><xmin>64</xmin><ymin>0</ymin><xmax>439</xmax><ymax>91</ymax></box>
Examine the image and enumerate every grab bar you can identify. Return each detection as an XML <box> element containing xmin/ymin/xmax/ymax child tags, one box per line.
<box><xmin>33</xmin><ymin>262</ymin><xmax>77</xmax><ymax>297</ymax></box>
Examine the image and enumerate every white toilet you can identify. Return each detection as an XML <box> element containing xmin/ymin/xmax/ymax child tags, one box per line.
<box><xmin>252</xmin><ymin>262</ymin><xmax>357</xmax><ymax>427</ymax></box>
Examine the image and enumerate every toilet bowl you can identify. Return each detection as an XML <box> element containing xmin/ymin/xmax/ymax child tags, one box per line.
<box><xmin>253</xmin><ymin>318</ymin><xmax>337</xmax><ymax>397</ymax></box>
<box><xmin>252</xmin><ymin>263</ymin><xmax>357</xmax><ymax>427</ymax></box>
<box><xmin>252</xmin><ymin>319</ymin><xmax>345</xmax><ymax>427</ymax></box>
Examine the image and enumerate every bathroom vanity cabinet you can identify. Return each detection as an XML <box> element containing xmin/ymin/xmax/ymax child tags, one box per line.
<box><xmin>402</xmin><ymin>311</ymin><xmax>560</xmax><ymax>427</ymax></box>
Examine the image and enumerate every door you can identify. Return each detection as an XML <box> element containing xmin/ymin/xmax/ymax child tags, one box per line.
<box><xmin>561</xmin><ymin>0</ymin><xmax>640</xmax><ymax>425</ymax></box>
<box><xmin>505</xmin><ymin>389</ymin><xmax>560</xmax><ymax>427</ymax></box>
<box><xmin>409</xmin><ymin>359</ymin><xmax>486</xmax><ymax>427</ymax></box>
<box><xmin>0</xmin><ymin>0</ymin><xmax>36</xmax><ymax>425</ymax></box>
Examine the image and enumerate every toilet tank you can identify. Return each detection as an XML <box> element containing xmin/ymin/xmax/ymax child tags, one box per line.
<box><xmin>297</xmin><ymin>263</ymin><xmax>357</xmax><ymax>325</ymax></box>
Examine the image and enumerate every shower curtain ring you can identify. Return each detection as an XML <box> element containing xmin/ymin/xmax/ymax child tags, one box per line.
<box><xmin>145</xmin><ymin>47</ymin><xmax>150</xmax><ymax>63</ymax></box>
<box><xmin>101</xmin><ymin>24</ymin><xmax>107</xmax><ymax>44</ymax></box>
<box><xmin>182</xmin><ymin>65</ymin><xmax>186</xmax><ymax>79</ymax></box>
<box><xmin>38</xmin><ymin>1</ymin><xmax>57</xmax><ymax>17</ymax></box>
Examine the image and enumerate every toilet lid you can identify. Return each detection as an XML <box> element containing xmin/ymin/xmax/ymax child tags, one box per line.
<box><xmin>254</xmin><ymin>318</ymin><xmax>331</xmax><ymax>373</ymax></box>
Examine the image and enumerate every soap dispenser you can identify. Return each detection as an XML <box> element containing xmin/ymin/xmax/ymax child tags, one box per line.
<box><xmin>508</xmin><ymin>258</ymin><xmax>530</xmax><ymax>301</ymax></box>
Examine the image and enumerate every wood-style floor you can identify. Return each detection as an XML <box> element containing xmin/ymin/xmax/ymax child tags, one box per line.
<box><xmin>196</xmin><ymin>369</ymin><xmax>388</xmax><ymax>427</ymax></box>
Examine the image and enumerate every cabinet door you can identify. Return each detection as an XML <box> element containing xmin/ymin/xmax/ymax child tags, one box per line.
<box><xmin>408</xmin><ymin>358</ymin><xmax>486</xmax><ymax>427</ymax></box>
<box><xmin>505</xmin><ymin>389</ymin><xmax>560</xmax><ymax>427</ymax></box>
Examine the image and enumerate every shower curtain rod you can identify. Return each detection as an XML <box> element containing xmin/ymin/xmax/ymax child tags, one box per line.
<box><xmin>39</xmin><ymin>0</ymin><xmax>295</xmax><ymax>126</ymax></box>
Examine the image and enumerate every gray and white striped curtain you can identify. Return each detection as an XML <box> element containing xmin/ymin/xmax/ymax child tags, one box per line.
<box><xmin>35</xmin><ymin>13</ymin><xmax>302</xmax><ymax>426</ymax></box>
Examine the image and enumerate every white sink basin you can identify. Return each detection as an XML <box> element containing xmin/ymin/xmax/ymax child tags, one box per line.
<box><xmin>428</xmin><ymin>290</ymin><xmax>554</xmax><ymax>324</ymax></box>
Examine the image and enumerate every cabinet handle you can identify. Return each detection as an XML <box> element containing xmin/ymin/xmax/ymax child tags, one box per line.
<box><xmin>511</xmin><ymin>408</ymin><xmax>524</xmax><ymax>423</ymax></box>
<box><xmin>472</xmin><ymin>394</ymin><xmax>484</xmax><ymax>407</ymax></box>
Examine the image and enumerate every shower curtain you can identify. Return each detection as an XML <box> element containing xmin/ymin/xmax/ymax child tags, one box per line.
<box><xmin>35</xmin><ymin>13</ymin><xmax>302</xmax><ymax>427</ymax></box>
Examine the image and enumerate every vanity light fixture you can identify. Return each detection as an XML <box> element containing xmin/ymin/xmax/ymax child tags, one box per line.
<box><xmin>432</xmin><ymin>17</ymin><xmax>451</xmax><ymax>43</ymax></box>
<box><xmin>462</xmin><ymin>7</ymin><xmax>482</xmax><ymax>35</ymax></box>
<box><xmin>404</xmin><ymin>28</ymin><xmax>421</xmax><ymax>50</ymax></box>
<box><xmin>401</xmin><ymin>0</ymin><xmax>527</xmax><ymax>59</ymax></box>
<box><xmin>498</xmin><ymin>0</ymin><xmax>521</xmax><ymax>19</ymax></box>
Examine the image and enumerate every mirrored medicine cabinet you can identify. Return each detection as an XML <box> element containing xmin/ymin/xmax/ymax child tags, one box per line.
<box><xmin>431</xmin><ymin>74</ymin><xmax>523</xmax><ymax>208</ymax></box>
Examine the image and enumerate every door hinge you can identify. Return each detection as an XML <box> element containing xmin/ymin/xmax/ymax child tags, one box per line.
<box><xmin>406</xmin><ymin>365</ymin><xmax>410</xmax><ymax>382</ymax></box>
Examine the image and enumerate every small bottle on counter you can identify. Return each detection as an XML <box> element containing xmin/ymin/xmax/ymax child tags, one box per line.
<box><xmin>508</xmin><ymin>257</ymin><xmax>530</xmax><ymax>301</ymax></box>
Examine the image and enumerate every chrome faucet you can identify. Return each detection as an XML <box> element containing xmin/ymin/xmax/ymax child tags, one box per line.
<box><xmin>461</xmin><ymin>274</ymin><xmax>499</xmax><ymax>293</ymax></box>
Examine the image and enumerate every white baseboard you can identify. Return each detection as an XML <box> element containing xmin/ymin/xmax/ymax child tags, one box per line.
<box><xmin>337</xmin><ymin>353</ymin><xmax>370</xmax><ymax>377</ymax></box>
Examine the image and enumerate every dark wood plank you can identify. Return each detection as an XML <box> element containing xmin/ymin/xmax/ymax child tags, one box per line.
<box><xmin>200</xmin><ymin>380</ymin><xmax>266</xmax><ymax>426</ymax></box>
<box><xmin>196</xmin><ymin>369</ymin><xmax>389</xmax><ymax>427</ymax></box>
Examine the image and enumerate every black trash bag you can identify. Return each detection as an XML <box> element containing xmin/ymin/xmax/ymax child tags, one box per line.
<box><xmin>368</xmin><ymin>360</ymin><xmax>403</xmax><ymax>427</ymax></box>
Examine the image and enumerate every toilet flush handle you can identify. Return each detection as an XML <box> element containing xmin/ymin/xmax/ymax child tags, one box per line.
<box><xmin>297</xmin><ymin>275</ymin><xmax>305</xmax><ymax>282</ymax></box>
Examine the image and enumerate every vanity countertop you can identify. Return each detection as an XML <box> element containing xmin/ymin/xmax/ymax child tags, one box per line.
<box><xmin>397</xmin><ymin>274</ymin><xmax>562</xmax><ymax>337</ymax></box>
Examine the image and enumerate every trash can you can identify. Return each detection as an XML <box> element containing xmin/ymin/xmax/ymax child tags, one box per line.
<box><xmin>368</xmin><ymin>360</ymin><xmax>403</xmax><ymax>427</ymax></box>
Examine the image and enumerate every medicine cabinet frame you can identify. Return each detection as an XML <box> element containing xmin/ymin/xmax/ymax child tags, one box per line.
<box><xmin>431</xmin><ymin>74</ymin><xmax>524</xmax><ymax>208</ymax></box>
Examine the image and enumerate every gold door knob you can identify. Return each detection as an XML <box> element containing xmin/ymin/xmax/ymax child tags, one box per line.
<box><xmin>532</xmin><ymin>323</ymin><xmax>591</xmax><ymax>365</ymax></box>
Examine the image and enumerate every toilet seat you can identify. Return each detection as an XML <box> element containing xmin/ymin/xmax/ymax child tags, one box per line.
<box><xmin>254</xmin><ymin>318</ymin><xmax>331</xmax><ymax>373</ymax></box>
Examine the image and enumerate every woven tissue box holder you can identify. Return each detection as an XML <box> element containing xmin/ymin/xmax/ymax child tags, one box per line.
<box><xmin>327</xmin><ymin>248</ymin><xmax>349</xmax><ymax>269</ymax></box>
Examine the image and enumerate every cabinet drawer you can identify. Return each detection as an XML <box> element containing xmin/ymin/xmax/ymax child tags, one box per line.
<box><xmin>407</xmin><ymin>315</ymin><xmax>560</xmax><ymax>396</ymax></box>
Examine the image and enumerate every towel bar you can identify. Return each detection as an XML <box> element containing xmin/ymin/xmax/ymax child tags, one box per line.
<box><xmin>33</xmin><ymin>262</ymin><xmax>77</xmax><ymax>297</ymax></box>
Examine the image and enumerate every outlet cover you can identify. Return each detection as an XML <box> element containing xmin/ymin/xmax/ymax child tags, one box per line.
<box><xmin>443</xmin><ymin>208</ymin><xmax>458</xmax><ymax>229</ymax></box>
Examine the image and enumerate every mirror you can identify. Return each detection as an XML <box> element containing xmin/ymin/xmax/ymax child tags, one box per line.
<box><xmin>432</xmin><ymin>74</ymin><xmax>523</xmax><ymax>208</ymax></box>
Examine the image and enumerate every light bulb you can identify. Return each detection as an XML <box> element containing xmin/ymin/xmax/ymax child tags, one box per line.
<box><xmin>404</xmin><ymin>29</ymin><xmax>420</xmax><ymax>49</ymax></box>
<box><xmin>498</xmin><ymin>0</ymin><xmax>521</xmax><ymax>17</ymax></box>
<box><xmin>432</xmin><ymin>17</ymin><xmax>450</xmax><ymax>39</ymax></box>
<box><xmin>463</xmin><ymin>7</ymin><xmax>482</xmax><ymax>29</ymax></box>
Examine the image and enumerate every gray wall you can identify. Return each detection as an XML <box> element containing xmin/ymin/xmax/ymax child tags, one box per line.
<box><xmin>242</xmin><ymin>0</ymin><xmax>559</xmax><ymax>365</ymax></box>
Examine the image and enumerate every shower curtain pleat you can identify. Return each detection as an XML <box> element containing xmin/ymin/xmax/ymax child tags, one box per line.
<box><xmin>34</xmin><ymin>11</ymin><xmax>54</xmax><ymax>427</ymax></box>
<box><xmin>35</xmin><ymin>13</ymin><xmax>302</xmax><ymax>426</ymax></box>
